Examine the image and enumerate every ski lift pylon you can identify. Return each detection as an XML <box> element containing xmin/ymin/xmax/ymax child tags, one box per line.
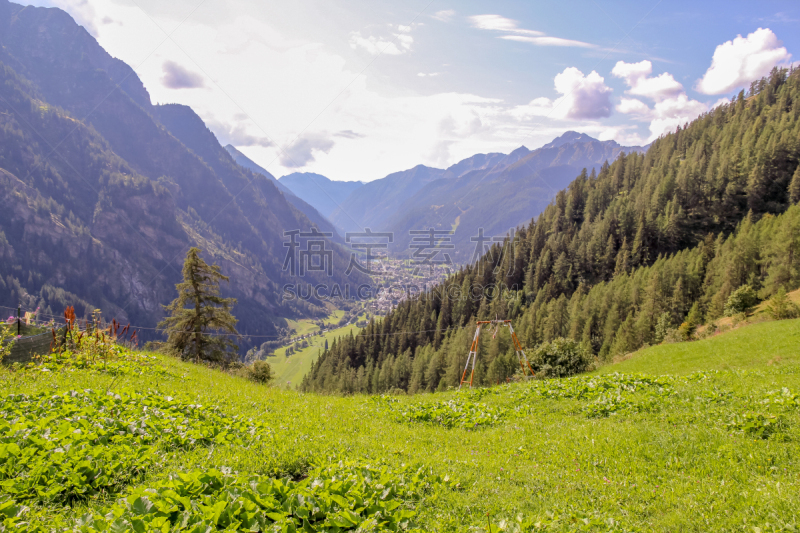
<box><xmin>458</xmin><ymin>319</ymin><xmax>535</xmax><ymax>389</ymax></box>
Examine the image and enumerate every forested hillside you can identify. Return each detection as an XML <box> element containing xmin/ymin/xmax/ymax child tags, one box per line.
<box><xmin>302</xmin><ymin>67</ymin><xmax>800</xmax><ymax>393</ymax></box>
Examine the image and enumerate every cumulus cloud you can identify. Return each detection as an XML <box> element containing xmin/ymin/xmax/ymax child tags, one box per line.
<box><xmin>514</xmin><ymin>67</ymin><xmax>612</xmax><ymax>121</ymax></box>
<box><xmin>697</xmin><ymin>28</ymin><xmax>791</xmax><ymax>94</ymax></box>
<box><xmin>648</xmin><ymin>94</ymin><xmax>708</xmax><ymax>138</ymax></box>
<box><xmin>616</xmin><ymin>97</ymin><xmax>651</xmax><ymax>117</ymax></box>
<box><xmin>432</xmin><ymin>9</ymin><xmax>455</xmax><ymax>22</ymax></box>
<box><xmin>616</xmin><ymin>93</ymin><xmax>708</xmax><ymax>140</ymax></box>
<box><xmin>469</xmin><ymin>14</ymin><xmax>595</xmax><ymax>48</ymax></box>
<box><xmin>349</xmin><ymin>25</ymin><xmax>414</xmax><ymax>56</ymax></box>
<box><xmin>279</xmin><ymin>133</ymin><xmax>335</xmax><ymax>168</ymax></box>
<box><xmin>612</xmin><ymin>60</ymin><xmax>709</xmax><ymax>141</ymax></box>
<box><xmin>612</xmin><ymin>60</ymin><xmax>684</xmax><ymax>101</ymax></box>
<box><xmin>611</xmin><ymin>60</ymin><xmax>652</xmax><ymax>85</ymax></box>
<box><xmin>161</xmin><ymin>60</ymin><xmax>205</xmax><ymax>89</ymax></box>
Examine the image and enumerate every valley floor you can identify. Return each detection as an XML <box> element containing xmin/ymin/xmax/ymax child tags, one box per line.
<box><xmin>2</xmin><ymin>318</ymin><xmax>800</xmax><ymax>531</ymax></box>
<box><xmin>270</xmin><ymin>322</ymin><xmax>362</xmax><ymax>388</ymax></box>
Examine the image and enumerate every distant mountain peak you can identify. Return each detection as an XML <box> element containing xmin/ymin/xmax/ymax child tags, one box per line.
<box><xmin>509</xmin><ymin>146</ymin><xmax>530</xmax><ymax>156</ymax></box>
<box><xmin>542</xmin><ymin>131</ymin><xmax>601</xmax><ymax>150</ymax></box>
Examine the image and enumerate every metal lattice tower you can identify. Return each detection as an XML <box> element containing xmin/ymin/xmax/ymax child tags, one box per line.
<box><xmin>459</xmin><ymin>319</ymin><xmax>535</xmax><ymax>389</ymax></box>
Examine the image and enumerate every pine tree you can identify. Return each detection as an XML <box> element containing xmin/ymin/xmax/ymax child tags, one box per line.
<box><xmin>747</xmin><ymin>162</ymin><xmax>769</xmax><ymax>213</ymax></box>
<box><xmin>790</xmin><ymin>165</ymin><xmax>800</xmax><ymax>204</ymax></box>
<box><xmin>614</xmin><ymin>238</ymin><xmax>631</xmax><ymax>277</ymax></box>
<box><xmin>158</xmin><ymin>247</ymin><xmax>239</xmax><ymax>364</ymax></box>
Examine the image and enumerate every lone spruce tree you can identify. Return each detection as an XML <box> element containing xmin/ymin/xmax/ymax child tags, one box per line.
<box><xmin>159</xmin><ymin>247</ymin><xmax>239</xmax><ymax>363</ymax></box>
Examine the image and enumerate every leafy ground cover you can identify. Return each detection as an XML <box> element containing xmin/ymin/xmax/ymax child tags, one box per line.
<box><xmin>2</xmin><ymin>462</ymin><xmax>451</xmax><ymax>532</ymax></box>
<box><xmin>2</xmin><ymin>318</ymin><xmax>800</xmax><ymax>531</ymax></box>
<box><xmin>0</xmin><ymin>389</ymin><xmax>265</xmax><ymax>505</ymax></box>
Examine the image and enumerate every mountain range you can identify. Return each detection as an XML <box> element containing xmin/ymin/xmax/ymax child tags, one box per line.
<box><xmin>275</xmin><ymin>133</ymin><xmax>646</xmax><ymax>262</ymax></box>
<box><xmin>0</xmin><ymin>0</ymin><xmax>365</xmax><ymax>349</ymax></box>
<box><xmin>279</xmin><ymin>173</ymin><xmax>363</xmax><ymax>219</ymax></box>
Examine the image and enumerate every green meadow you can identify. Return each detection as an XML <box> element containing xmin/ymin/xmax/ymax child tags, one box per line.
<box><xmin>270</xmin><ymin>323</ymin><xmax>362</xmax><ymax>388</ymax></box>
<box><xmin>2</xmin><ymin>318</ymin><xmax>800</xmax><ymax>532</ymax></box>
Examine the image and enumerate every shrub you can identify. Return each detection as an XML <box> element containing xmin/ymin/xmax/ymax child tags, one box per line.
<box><xmin>724</xmin><ymin>284</ymin><xmax>758</xmax><ymax>316</ymax></box>
<box><xmin>662</xmin><ymin>327</ymin><xmax>685</xmax><ymax>344</ymax></box>
<box><xmin>248</xmin><ymin>360</ymin><xmax>273</xmax><ymax>384</ymax></box>
<box><xmin>765</xmin><ymin>287</ymin><xmax>799</xmax><ymax>320</ymax></box>
<box><xmin>531</xmin><ymin>338</ymin><xmax>592</xmax><ymax>378</ymax></box>
<box><xmin>677</xmin><ymin>321</ymin><xmax>695</xmax><ymax>341</ymax></box>
<box><xmin>0</xmin><ymin>325</ymin><xmax>17</xmax><ymax>363</ymax></box>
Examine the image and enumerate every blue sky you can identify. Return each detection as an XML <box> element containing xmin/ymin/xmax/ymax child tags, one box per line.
<box><xmin>26</xmin><ymin>0</ymin><xmax>800</xmax><ymax>181</ymax></box>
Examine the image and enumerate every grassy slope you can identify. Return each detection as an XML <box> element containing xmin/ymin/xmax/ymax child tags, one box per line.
<box><xmin>5</xmin><ymin>318</ymin><xmax>800</xmax><ymax>531</ymax></box>
<box><xmin>603</xmin><ymin>318</ymin><xmax>800</xmax><ymax>375</ymax></box>
<box><xmin>270</xmin><ymin>323</ymin><xmax>361</xmax><ymax>387</ymax></box>
<box><xmin>284</xmin><ymin>318</ymin><xmax>319</xmax><ymax>336</ymax></box>
<box><xmin>323</xmin><ymin>310</ymin><xmax>345</xmax><ymax>325</ymax></box>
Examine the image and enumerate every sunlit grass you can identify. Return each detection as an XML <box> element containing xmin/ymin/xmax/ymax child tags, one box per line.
<box><xmin>3</xmin><ymin>318</ymin><xmax>800</xmax><ymax>531</ymax></box>
<box><xmin>604</xmin><ymin>318</ymin><xmax>800</xmax><ymax>375</ymax></box>
<box><xmin>270</xmin><ymin>323</ymin><xmax>362</xmax><ymax>387</ymax></box>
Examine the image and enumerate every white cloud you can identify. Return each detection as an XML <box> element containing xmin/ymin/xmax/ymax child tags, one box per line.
<box><xmin>426</xmin><ymin>140</ymin><xmax>456</xmax><ymax>167</ymax></box>
<box><xmin>210</xmin><ymin>122</ymin><xmax>274</xmax><ymax>148</ymax></box>
<box><xmin>279</xmin><ymin>133</ymin><xmax>335</xmax><ymax>168</ymax></box>
<box><xmin>501</xmin><ymin>35</ymin><xmax>595</xmax><ymax>48</ymax></box>
<box><xmin>469</xmin><ymin>13</ymin><xmax>594</xmax><ymax>48</ymax></box>
<box><xmin>648</xmin><ymin>94</ymin><xmax>708</xmax><ymax>138</ymax></box>
<box><xmin>711</xmin><ymin>97</ymin><xmax>731</xmax><ymax>110</ymax></box>
<box><xmin>616</xmin><ymin>97</ymin><xmax>651</xmax><ymax>117</ymax></box>
<box><xmin>417</xmin><ymin>72</ymin><xmax>440</xmax><ymax>77</ymax></box>
<box><xmin>349</xmin><ymin>25</ymin><xmax>414</xmax><ymax>56</ymax></box>
<box><xmin>596</xmin><ymin>126</ymin><xmax>643</xmax><ymax>146</ymax></box>
<box><xmin>514</xmin><ymin>67</ymin><xmax>612</xmax><ymax>121</ymax></box>
<box><xmin>469</xmin><ymin>14</ymin><xmax>542</xmax><ymax>35</ymax></box>
<box><xmin>629</xmin><ymin>72</ymin><xmax>683</xmax><ymax>101</ymax></box>
<box><xmin>612</xmin><ymin>60</ymin><xmax>709</xmax><ymax>142</ymax></box>
<box><xmin>432</xmin><ymin>9</ymin><xmax>455</xmax><ymax>22</ymax></box>
<box><xmin>610</xmin><ymin>60</ymin><xmax>651</xmax><ymax>85</ymax></box>
<box><xmin>652</xmin><ymin>94</ymin><xmax>707</xmax><ymax>119</ymax></box>
<box><xmin>612</xmin><ymin>60</ymin><xmax>683</xmax><ymax>101</ymax></box>
<box><xmin>697</xmin><ymin>28</ymin><xmax>791</xmax><ymax>94</ymax></box>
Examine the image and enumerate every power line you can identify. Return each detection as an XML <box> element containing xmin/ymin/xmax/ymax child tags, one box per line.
<box><xmin>1</xmin><ymin>303</ymin><xmax>472</xmax><ymax>341</ymax></box>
